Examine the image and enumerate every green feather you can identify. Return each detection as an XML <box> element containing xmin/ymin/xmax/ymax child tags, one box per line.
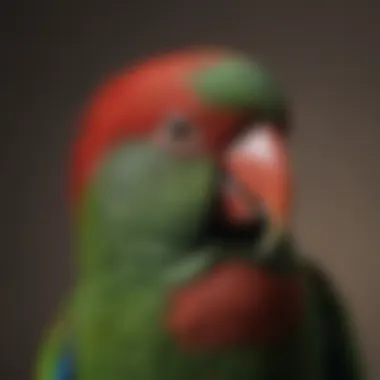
<box><xmin>36</xmin><ymin>137</ymin><xmax>365</xmax><ymax>379</ymax></box>
<box><xmin>191</xmin><ymin>57</ymin><xmax>288</xmax><ymax>122</ymax></box>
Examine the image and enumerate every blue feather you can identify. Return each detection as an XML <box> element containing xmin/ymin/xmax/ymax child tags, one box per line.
<box><xmin>56</xmin><ymin>347</ymin><xmax>75</xmax><ymax>380</ymax></box>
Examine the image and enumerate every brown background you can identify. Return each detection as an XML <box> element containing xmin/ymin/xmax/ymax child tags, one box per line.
<box><xmin>1</xmin><ymin>0</ymin><xmax>379</xmax><ymax>379</ymax></box>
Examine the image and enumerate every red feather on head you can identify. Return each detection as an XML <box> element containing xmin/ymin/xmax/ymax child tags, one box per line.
<box><xmin>70</xmin><ymin>49</ymin><xmax>246</xmax><ymax>206</ymax></box>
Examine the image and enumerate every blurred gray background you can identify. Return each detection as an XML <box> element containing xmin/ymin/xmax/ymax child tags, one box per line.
<box><xmin>1</xmin><ymin>0</ymin><xmax>379</xmax><ymax>379</ymax></box>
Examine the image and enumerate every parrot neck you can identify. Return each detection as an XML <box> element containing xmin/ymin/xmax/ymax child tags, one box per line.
<box><xmin>74</xmin><ymin>192</ymin><xmax>189</xmax><ymax>279</ymax></box>
<box><xmin>77</xmin><ymin>224</ymin><xmax>187</xmax><ymax>280</ymax></box>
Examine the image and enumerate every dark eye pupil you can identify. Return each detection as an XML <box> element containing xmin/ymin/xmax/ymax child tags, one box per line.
<box><xmin>170</xmin><ymin>119</ymin><xmax>192</xmax><ymax>140</ymax></box>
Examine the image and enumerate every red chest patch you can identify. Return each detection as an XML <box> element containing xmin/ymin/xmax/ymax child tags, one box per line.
<box><xmin>165</xmin><ymin>260</ymin><xmax>303</xmax><ymax>351</ymax></box>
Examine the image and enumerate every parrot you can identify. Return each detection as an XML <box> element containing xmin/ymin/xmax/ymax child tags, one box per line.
<box><xmin>35</xmin><ymin>47</ymin><xmax>365</xmax><ymax>380</ymax></box>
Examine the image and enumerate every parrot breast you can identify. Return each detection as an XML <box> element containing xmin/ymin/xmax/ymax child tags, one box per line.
<box><xmin>166</xmin><ymin>260</ymin><xmax>303</xmax><ymax>351</ymax></box>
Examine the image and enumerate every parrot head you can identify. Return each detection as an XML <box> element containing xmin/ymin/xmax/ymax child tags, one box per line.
<box><xmin>70</xmin><ymin>48</ymin><xmax>299</xmax><ymax>350</ymax></box>
<box><xmin>71</xmin><ymin>48</ymin><xmax>291</xmax><ymax>265</ymax></box>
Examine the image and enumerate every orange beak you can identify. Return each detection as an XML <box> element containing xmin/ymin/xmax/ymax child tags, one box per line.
<box><xmin>222</xmin><ymin>124</ymin><xmax>292</xmax><ymax>230</ymax></box>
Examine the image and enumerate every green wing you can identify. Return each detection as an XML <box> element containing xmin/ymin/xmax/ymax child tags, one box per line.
<box><xmin>306</xmin><ymin>261</ymin><xmax>366</xmax><ymax>380</ymax></box>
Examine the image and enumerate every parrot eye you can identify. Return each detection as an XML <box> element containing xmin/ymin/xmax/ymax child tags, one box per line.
<box><xmin>167</xmin><ymin>116</ymin><xmax>193</xmax><ymax>142</ymax></box>
<box><xmin>154</xmin><ymin>114</ymin><xmax>203</xmax><ymax>156</ymax></box>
